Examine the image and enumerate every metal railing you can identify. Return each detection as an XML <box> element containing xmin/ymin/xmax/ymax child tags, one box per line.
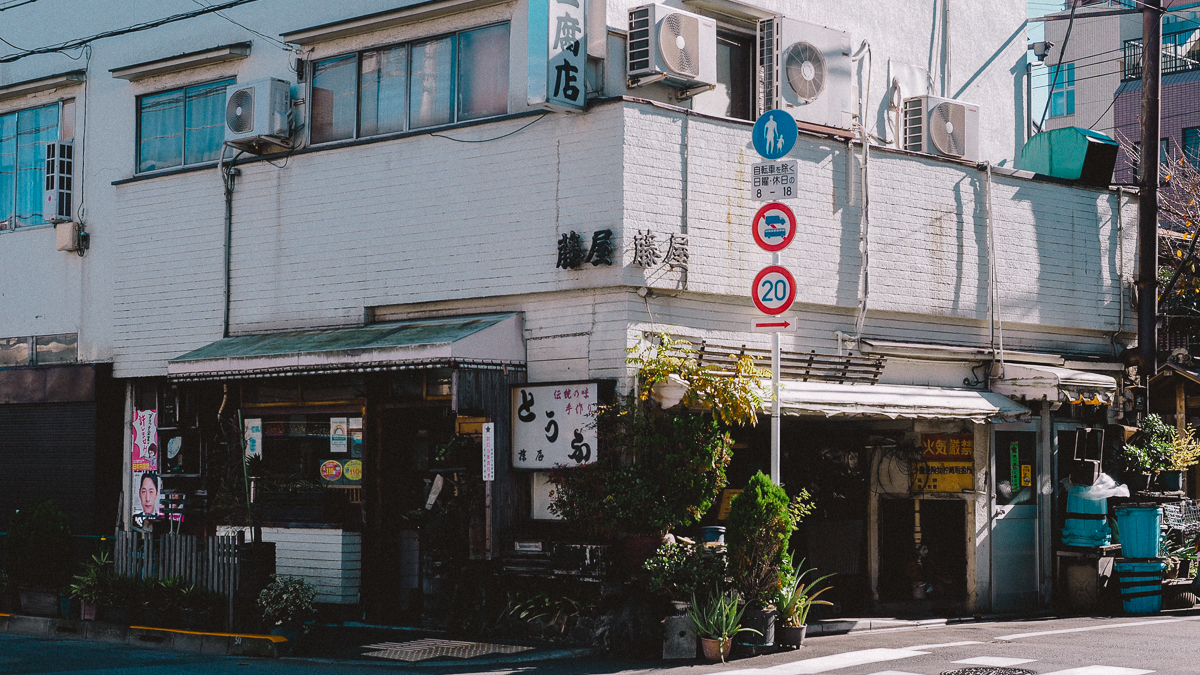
<box><xmin>1123</xmin><ymin>30</ymin><xmax>1200</xmax><ymax>80</ymax></box>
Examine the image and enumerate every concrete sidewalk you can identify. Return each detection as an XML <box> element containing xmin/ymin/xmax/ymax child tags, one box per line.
<box><xmin>0</xmin><ymin>613</ymin><xmax>286</xmax><ymax>657</ymax></box>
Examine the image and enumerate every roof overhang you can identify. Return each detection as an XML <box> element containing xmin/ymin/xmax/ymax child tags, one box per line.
<box><xmin>280</xmin><ymin>0</ymin><xmax>511</xmax><ymax>45</ymax></box>
<box><xmin>989</xmin><ymin>363</ymin><xmax>1117</xmax><ymax>405</ymax></box>
<box><xmin>167</xmin><ymin>313</ymin><xmax>525</xmax><ymax>381</ymax></box>
<box><xmin>110</xmin><ymin>42</ymin><xmax>251</xmax><ymax>81</ymax></box>
<box><xmin>769</xmin><ymin>381</ymin><xmax>1030</xmax><ymax>423</ymax></box>
<box><xmin>0</xmin><ymin>70</ymin><xmax>85</xmax><ymax>103</ymax></box>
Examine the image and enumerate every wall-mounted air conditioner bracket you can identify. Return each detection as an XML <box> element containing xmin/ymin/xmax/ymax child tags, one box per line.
<box><xmin>628</xmin><ymin>73</ymin><xmax>669</xmax><ymax>89</ymax></box>
<box><xmin>675</xmin><ymin>84</ymin><xmax>715</xmax><ymax>101</ymax></box>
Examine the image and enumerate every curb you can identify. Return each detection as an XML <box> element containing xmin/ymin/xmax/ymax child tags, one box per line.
<box><xmin>0</xmin><ymin>613</ymin><xmax>287</xmax><ymax>658</ymax></box>
<box><xmin>806</xmin><ymin>610</ymin><xmax>1057</xmax><ymax>638</ymax></box>
<box><xmin>287</xmin><ymin>647</ymin><xmax>600</xmax><ymax>668</ymax></box>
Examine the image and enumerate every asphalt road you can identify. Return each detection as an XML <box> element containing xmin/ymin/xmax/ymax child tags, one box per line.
<box><xmin>2</xmin><ymin>612</ymin><xmax>1199</xmax><ymax>675</ymax></box>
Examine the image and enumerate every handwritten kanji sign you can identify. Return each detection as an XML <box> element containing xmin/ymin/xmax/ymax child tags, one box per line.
<box><xmin>512</xmin><ymin>382</ymin><xmax>598</xmax><ymax>469</ymax></box>
<box><xmin>528</xmin><ymin>0</ymin><xmax>587</xmax><ymax>111</ymax></box>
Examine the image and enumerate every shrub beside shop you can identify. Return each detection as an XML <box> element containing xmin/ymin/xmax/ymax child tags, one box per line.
<box><xmin>7</xmin><ymin>498</ymin><xmax>74</xmax><ymax>617</ymax></box>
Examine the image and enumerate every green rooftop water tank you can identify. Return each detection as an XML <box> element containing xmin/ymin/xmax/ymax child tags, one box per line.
<box><xmin>1020</xmin><ymin>126</ymin><xmax>1119</xmax><ymax>187</ymax></box>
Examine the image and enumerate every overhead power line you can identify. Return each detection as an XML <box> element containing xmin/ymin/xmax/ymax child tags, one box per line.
<box><xmin>0</xmin><ymin>0</ymin><xmax>261</xmax><ymax>63</ymax></box>
<box><xmin>0</xmin><ymin>0</ymin><xmax>39</xmax><ymax>12</ymax></box>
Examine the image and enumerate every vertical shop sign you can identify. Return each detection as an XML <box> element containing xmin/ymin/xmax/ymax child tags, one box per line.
<box><xmin>1009</xmin><ymin>441</ymin><xmax>1021</xmax><ymax>489</ymax></box>
<box><xmin>528</xmin><ymin>0</ymin><xmax>586</xmax><ymax>111</ymax></box>
<box><xmin>244</xmin><ymin>418</ymin><xmax>262</xmax><ymax>458</ymax></box>
<box><xmin>330</xmin><ymin>417</ymin><xmax>348</xmax><ymax>453</ymax></box>
<box><xmin>131</xmin><ymin>409</ymin><xmax>159</xmax><ymax>472</ymax></box>
<box><xmin>482</xmin><ymin>422</ymin><xmax>496</xmax><ymax>482</ymax></box>
<box><xmin>512</xmin><ymin>382</ymin><xmax>598</xmax><ymax>469</ymax></box>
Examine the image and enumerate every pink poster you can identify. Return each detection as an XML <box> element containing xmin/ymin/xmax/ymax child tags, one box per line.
<box><xmin>132</xmin><ymin>409</ymin><xmax>158</xmax><ymax>472</ymax></box>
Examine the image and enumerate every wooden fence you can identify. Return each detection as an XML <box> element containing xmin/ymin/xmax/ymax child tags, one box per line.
<box><xmin>113</xmin><ymin>531</ymin><xmax>240</xmax><ymax>627</ymax></box>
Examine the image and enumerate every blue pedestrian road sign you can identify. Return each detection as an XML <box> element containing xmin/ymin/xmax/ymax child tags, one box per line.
<box><xmin>752</xmin><ymin>110</ymin><xmax>797</xmax><ymax>160</ymax></box>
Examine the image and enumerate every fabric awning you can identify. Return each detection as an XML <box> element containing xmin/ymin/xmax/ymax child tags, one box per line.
<box><xmin>167</xmin><ymin>313</ymin><xmax>525</xmax><ymax>381</ymax></box>
<box><xmin>989</xmin><ymin>363</ymin><xmax>1117</xmax><ymax>405</ymax></box>
<box><xmin>769</xmin><ymin>380</ymin><xmax>1029</xmax><ymax>422</ymax></box>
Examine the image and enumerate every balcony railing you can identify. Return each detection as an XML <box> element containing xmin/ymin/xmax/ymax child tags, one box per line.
<box><xmin>1123</xmin><ymin>29</ymin><xmax>1200</xmax><ymax>80</ymax></box>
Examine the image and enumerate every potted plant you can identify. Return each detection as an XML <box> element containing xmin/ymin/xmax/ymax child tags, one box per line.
<box><xmin>725</xmin><ymin>471</ymin><xmax>813</xmax><ymax>652</ymax></box>
<box><xmin>686</xmin><ymin>590</ymin><xmax>759</xmax><ymax>663</ymax></box>
<box><xmin>69</xmin><ymin>552</ymin><xmax>113</xmax><ymax>621</ymax></box>
<box><xmin>644</xmin><ymin>541</ymin><xmax>728</xmax><ymax>611</ymax></box>
<box><xmin>7</xmin><ymin>499</ymin><xmax>74</xmax><ymax>617</ymax></box>
<box><xmin>179</xmin><ymin>585</ymin><xmax>219</xmax><ymax>631</ymax></box>
<box><xmin>775</xmin><ymin>559</ymin><xmax>833</xmax><ymax>648</ymax></box>
<box><xmin>258</xmin><ymin>574</ymin><xmax>318</xmax><ymax>652</ymax></box>
<box><xmin>143</xmin><ymin>576</ymin><xmax>187</xmax><ymax>628</ymax></box>
<box><xmin>1124</xmin><ymin>415</ymin><xmax>1173</xmax><ymax>491</ymax></box>
<box><xmin>101</xmin><ymin>575</ymin><xmax>143</xmax><ymax>624</ymax></box>
<box><xmin>1163</xmin><ymin>423</ymin><xmax>1200</xmax><ymax>492</ymax></box>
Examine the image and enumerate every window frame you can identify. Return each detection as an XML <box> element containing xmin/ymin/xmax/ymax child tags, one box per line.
<box><xmin>306</xmin><ymin>21</ymin><xmax>511</xmax><ymax>147</ymax></box>
<box><xmin>1184</xmin><ymin>127</ymin><xmax>1200</xmax><ymax>167</ymax></box>
<box><xmin>135</xmin><ymin>77</ymin><xmax>236</xmax><ymax>175</ymax></box>
<box><xmin>1049</xmin><ymin>63</ymin><xmax>1075</xmax><ymax>118</ymax></box>
<box><xmin>0</xmin><ymin>99</ymin><xmax>70</xmax><ymax>233</ymax></box>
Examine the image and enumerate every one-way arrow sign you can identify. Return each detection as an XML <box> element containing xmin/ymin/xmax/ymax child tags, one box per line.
<box><xmin>750</xmin><ymin>316</ymin><xmax>797</xmax><ymax>333</ymax></box>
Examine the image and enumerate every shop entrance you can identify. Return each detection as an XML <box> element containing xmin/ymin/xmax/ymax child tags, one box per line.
<box><xmin>992</xmin><ymin>428</ymin><xmax>1040</xmax><ymax>611</ymax></box>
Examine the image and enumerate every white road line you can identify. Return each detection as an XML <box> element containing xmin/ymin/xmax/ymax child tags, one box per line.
<box><xmin>994</xmin><ymin>616</ymin><xmax>1200</xmax><ymax>640</ymax></box>
<box><xmin>954</xmin><ymin>656</ymin><xmax>1038</xmax><ymax>666</ymax></box>
<box><xmin>862</xmin><ymin>672</ymin><xmax>923</xmax><ymax>675</ymax></box>
<box><xmin>906</xmin><ymin>640</ymin><xmax>984</xmax><ymax>650</ymax></box>
<box><xmin>718</xmin><ymin>648</ymin><xmax>930</xmax><ymax>675</ymax></box>
<box><xmin>1041</xmin><ymin>662</ymin><xmax>1152</xmax><ymax>667</ymax></box>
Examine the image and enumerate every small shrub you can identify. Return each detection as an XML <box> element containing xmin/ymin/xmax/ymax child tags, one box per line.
<box><xmin>726</xmin><ymin>472</ymin><xmax>813</xmax><ymax>606</ymax></box>
<box><xmin>644</xmin><ymin>541</ymin><xmax>728</xmax><ymax>600</ymax></box>
<box><xmin>257</xmin><ymin>575</ymin><xmax>318</xmax><ymax>628</ymax></box>
<box><xmin>7</xmin><ymin>499</ymin><xmax>73</xmax><ymax>589</ymax></box>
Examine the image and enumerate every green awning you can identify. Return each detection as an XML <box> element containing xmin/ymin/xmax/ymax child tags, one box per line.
<box><xmin>167</xmin><ymin>313</ymin><xmax>525</xmax><ymax>381</ymax></box>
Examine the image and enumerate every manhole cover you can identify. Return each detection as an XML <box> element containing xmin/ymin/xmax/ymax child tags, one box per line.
<box><xmin>941</xmin><ymin>669</ymin><xmax>1038</xmax><ymax>675</ymax></box>
<box><xmin>361</xmin><ymin>639</ymin><xmax>533</xmax><ymax>662</ymax></box>
<box><xmin>940</xmin><ymin>662</ymin><xmax>1036</xmax><ymax>667</ymax></box>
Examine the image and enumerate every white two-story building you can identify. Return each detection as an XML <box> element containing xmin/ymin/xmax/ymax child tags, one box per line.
<box><xmin>0</xmin><ymin>0</ymin><xmax>1133</xmax><ymax>620</ymax></box>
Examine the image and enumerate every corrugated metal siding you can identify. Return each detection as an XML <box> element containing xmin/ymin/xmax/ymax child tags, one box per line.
<box><xmin>0</xmin><ymin>402</ymin><xmax>97</xmax><ymax>534</ymax></box>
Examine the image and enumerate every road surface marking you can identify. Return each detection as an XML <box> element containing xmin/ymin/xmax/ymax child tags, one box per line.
<box><xmin>1041</xmin><ymin>662</ymin><xmax>1152</xmax><ymax>667</ymax></box>
<box><xmin>994</xmin><ymin>616</ymin><xmax>1200</xmax><ymax>640</ymax></box>
<box><xmin>862</xmin><ymin>672</ymin><xmax>923</xmax><ymax>675</ymax></box>
<box><xmin>719</xmin><ymin>648</ymin><xmax>929</xmax><ymax>675</ymax></box>
<box><xmin>907</xmin><ymin>640</ymin><xmax>984</xmax><ymax>650</ymax></box>
<box><xmin>954</xmin><ymin>656</ymin><xmax>1037</xmax><ymax>666</ymax></box>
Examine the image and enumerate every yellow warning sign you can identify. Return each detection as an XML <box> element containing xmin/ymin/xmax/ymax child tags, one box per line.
<box><xmin>912</xmin><ymin>461</ymin><xmax>974</xmax><ymax>493</ymax></box>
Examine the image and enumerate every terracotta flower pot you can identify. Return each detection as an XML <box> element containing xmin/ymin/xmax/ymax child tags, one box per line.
<box><xmin>700</xmin><ymin>637</ymin><xmax>732</xmax><ymax>662</ymax></box>
<box><xmin>80</xmin><ymin>600</ymin><xmax>98</xmax><ymax>621</ymax></box>
<box><xmin>777</xmin><ymin>624</ymin><xmax>807</xmax><ymax>648</ymax></box>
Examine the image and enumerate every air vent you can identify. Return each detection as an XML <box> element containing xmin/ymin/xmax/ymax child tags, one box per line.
<box><xmin>226</xmin><ymin>88</ymin><xmax>255</xmax><ymax>134</ymax></box>
<box><xmin>784</xmin><ymin>41</ymin><xmax>826</xmax><ymax>103</ymax></box>
<box><xmin>757</xmin><ymin>17</ymin><xmax>778</xmax><ymax>114</ymax></box>
<box><xmin>929</xmin><ymin>101</ymin><xmax>966</xmax><ymax>157</ymax></box>
<box><xmin>658</xmin><ymin>12</ymin><xmax>699</xmax><ymax>78</ymax></box>
<box><xmin>43</xmin><ymin>140</ymin><xmax>73</xmax><ymax>224</ymax></box>
<box><xmin>628</xmin><ymin>7</ymin><xmax>652</xmax><ymax>74</ymax></box>
<box><xmin>903</xmin><ymin>97</ymin><xmax>924</xmax><ymax>151</ymax></box>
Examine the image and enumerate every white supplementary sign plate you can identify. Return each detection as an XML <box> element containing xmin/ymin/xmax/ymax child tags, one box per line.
<box><xmin>750</xmin><ymin>316</ymin><xmax>798</xmax><ymax>333</ymax></box>
<box><xmin>750</xmin><ymin>160</ymin><xmax>797</xmax><ymax>201</ymax></box>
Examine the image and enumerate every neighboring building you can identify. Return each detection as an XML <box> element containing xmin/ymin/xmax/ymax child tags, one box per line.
<box><xmin>0</xmin><ymin>0</ymin><xmax>1133</xmax><ymax>621</ymax></box>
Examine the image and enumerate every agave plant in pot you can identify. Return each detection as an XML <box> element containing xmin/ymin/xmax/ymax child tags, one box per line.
<box><xmin>68</xmin><ymin>552</ymin><xmax>114</xmax><ymax>621</ymax></box>
<box><xmin>686</xmin><ymin>589</ymin><xmax>760</xmax><ymax>663</ymax></box>
<box><xmin>775</xmin><ymin>559</ymin><xmax>833</xmax><ymax>649</ymax></box>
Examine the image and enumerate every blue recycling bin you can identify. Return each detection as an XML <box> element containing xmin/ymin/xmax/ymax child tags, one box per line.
<box><xmin>1062</xmin><ymin>485</ymin><xmax>1111</xmax><ymax>547</ymax></box>
<box><xmin>1115</xmin><ymin>506</ymin><xmax>1162</xmax><ymax>559</ymax></box>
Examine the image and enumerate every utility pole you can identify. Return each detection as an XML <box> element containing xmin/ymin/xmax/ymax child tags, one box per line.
<box><xmin>1137</xmin><ymin>0</ymin><xmax>1162</xmax><ymax>384</ymax></box>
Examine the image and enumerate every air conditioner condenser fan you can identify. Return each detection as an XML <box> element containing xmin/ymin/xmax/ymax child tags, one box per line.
<box><xmin>784</xmin><ymin>41</ymin><xmax>826</xmax><ymax>103</ymax></box>
<box><xmin>929</xmin><ymin>101</ymin><xmax>966</xmax><ymax>157</ymax></box>
<box><xmin>658</xmin><ymin>12</ymin><xmax>700</xmax><ymax>78</ymax></box>
<box><xmin>226</xmin><ymin>89</ymin><xmax>255</xmax><ymax>134</ymax></box>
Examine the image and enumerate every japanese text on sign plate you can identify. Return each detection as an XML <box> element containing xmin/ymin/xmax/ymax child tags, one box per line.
<box><xmin>512</xmin><ymin>382</ymin><xmax>599</xmax><ymax>469</ymax></box>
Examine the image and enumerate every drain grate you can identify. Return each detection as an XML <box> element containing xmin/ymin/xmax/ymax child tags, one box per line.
<box><xmin>361</xmin><ymin>639</ymin><xmax>534</xmax><ymax>662</ymax></box>
<box><xmin>941</xmin><ymin>669</ymin><xmax>1038</xmax><ymax>675</ymax></box>
<box><xmin>940</xmin><ymin>662</ymin><xmax>1036</xmax><ymax>667</ymax></box>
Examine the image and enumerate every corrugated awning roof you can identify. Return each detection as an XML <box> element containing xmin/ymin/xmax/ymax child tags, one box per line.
<box><xmin>989</xmin><ymin>363</ymin><xmax>1117</xmax><ymax>405</ymax></box>
<box><xmin>768</xmin><ymin>380</ymin><xmax>1029</xmax><ymax>422</ymax></box>
<box><xmin>167</xmin><ymin>313</ymin><xmax>525</xmax><ymax>381</ymax></box>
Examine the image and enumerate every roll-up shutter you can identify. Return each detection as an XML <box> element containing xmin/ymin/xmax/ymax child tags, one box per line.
<box><xmin>0</xmin><ymin>402</ymin><xmax>97</xmax><ymax>533</ymax></box>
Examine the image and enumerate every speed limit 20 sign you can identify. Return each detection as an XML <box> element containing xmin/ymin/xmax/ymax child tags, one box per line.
<box><xmin>752</xmin><ymin>265</ymin><xmax>796</xmax><ymax>315</ymax></box>
<box><xmin>750</xmin><ymin>160</ymin><xmax>797</xmax><ymax>201</ymax></box>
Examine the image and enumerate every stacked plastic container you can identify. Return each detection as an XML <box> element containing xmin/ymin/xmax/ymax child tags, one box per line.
<box><xmin>1114</xmin><ymin>505</ymin><xmax>1165</xmax><ymax>614</ymax></box>
<box><xmin>1062</xmin><ymin>485</ymin><xmax>1112</xmax><ymax>547</ymax></box>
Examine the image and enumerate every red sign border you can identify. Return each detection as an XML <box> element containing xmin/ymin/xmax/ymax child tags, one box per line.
<box><xmin>751</xmin><ymin>202</ymin><xmax>797</xmax><ymax>252</ymax></box>
<box><xmin>752</xmin><ymin>265</ymin><xmax>797</xmax><ymax>315</ymax></box>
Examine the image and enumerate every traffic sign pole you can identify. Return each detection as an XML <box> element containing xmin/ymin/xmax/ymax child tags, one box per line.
<box><xmin>771</xmin><ymin>250</ymin><xmax>781</xmax><ymax>485</ymax></box>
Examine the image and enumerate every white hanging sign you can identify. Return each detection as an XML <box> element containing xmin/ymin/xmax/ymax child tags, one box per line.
<box><xmin>512</xmin><ymin>382</ymin><xmax>598</xmax><ymax>469</ymax></box>
<box><xmin>482</xmin><ymin>422</ymin><xmax>496</xmax><ymax>482</ymax></box>
<box><xmin>528</xmin><ymin>0</ymin><xmax>587</xmax><ymax>111</ymax></box>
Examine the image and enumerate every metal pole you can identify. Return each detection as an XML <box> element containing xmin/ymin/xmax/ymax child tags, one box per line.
<box><xmin>771</xmin><ymin>330</ymin><xmax>781</xmax><ymax>484</ymax></box>
<box><xmin>1137</xmin><ymin>0</ymin><xmax>1162</xmax><ymax>381</ymax></box>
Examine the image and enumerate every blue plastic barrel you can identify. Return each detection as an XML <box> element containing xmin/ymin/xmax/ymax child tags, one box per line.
<box><xmin>1114</xmin><ymin>558</ymin><xmax>1166</xmax><ymax>614</ymax></box>
<box><xmin>1062</xmin><ymin>486</ymin><xmax>1111</xmax><ymax>547</ymax></box>
<box><xmin>1114</xmin><ymin>506</ymin><xmax>1163</xmax><ymax>559</ymax></box>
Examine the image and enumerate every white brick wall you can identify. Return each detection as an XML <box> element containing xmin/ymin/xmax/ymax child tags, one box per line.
<box><xmin>219</xmin><ymin>526</ymin><xmax>361</xmax><ymax>605</ymax></box>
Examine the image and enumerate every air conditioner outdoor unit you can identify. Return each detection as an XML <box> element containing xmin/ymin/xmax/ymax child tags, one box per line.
<box><xmin>43</xmin><ymin>140</ymin><xmax>73</xmax><ymax>224</ymax></box>
<box><xmin>224</xmin><ymin>78</ymin><xmax>291</xmax><ymax>154</ymax></box>
<box><xmin>902</xmin><ymin>95</ymin><xmax>980</xmax><ymax>162</ymax></box>
<box><xmin>627</xmin><ymin>3</ymin><xmax>717</xmax><ymax>88</ymax></box>
<box><xmin>758</xmin><ymin>17</ymin><xmax>853</xmax><ymax>129</ymax></box>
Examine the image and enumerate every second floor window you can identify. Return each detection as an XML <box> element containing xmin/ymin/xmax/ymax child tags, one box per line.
<box><xmin>0</xmin><ymin>102</ymin><xmax>62</xmax><ymax>231</ymax></box>
<box><xmin>1050</xmin><ymin>63</ymin><xmax>1075</xmax><ymax>117</ymax></box>
<box><xmin>1185</xmin><ymin>127</ymin><xmax>1200</xmax><ymax>166</ymax></box>
<box><xmin>138</xmin><ymin>79</ymin><xmax>234</xmax><ymax>173</ymax></box>
<box><xmin>310</xmin><ymin>22</ymin><xmax>510</xmax><ymax>145</ymax></box>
